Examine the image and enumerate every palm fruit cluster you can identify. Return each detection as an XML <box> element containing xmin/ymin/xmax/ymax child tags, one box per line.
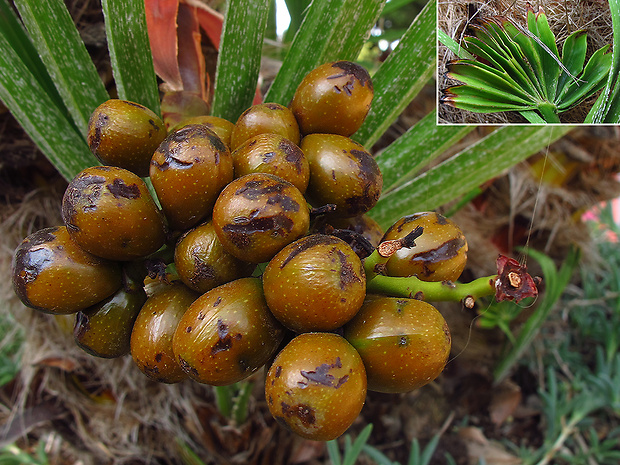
<box><xmin>11</xmin><ymin>60</ymin><xmax>533</xmax><ymax>441</ymax></box>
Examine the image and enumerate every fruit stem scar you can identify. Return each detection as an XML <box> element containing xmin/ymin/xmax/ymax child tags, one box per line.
<box><xmin>363</xmin><ymin>226</ymin><xmax>423</xmax><ymax>281</ymax></box>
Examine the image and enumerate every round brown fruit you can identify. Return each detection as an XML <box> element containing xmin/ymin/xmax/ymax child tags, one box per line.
<box><xmin>172</xmin><ymin>115</ymin><xmax>235</xmax><ymax>149</ymax></box>
<box><xmin>174</xmin><ymin>221</ymin><xmax>255</xmax><ymax>294</ymax></box>
<box><xmin>329</xmin><ymin>214</ymin><xmax>385</xmax><ymax>248</ymax></box>
<box><xmin>172</xmin><ymin>277</ymin><xmax>286</xmax><ymax>385</ymax></box>
<box><xmin>265</xmin><ymin>332</ymin><xmax>367</xmax><ymax>441</ymax></box>
<box><xmin>262</xmin><ymin>234</ymin><xmax>366</xmax><ymax>332</ymax></box>
<box><xmin>74</xmin><ymin>285</ymin><xmax>147</xmax><ymax>358</ymax></box>
<box><xmin>301</xmin><ymin>134</ymin><xmax>382</xmax><ymax>217</ymax></box>
<box><xmin>61</xmin><ymin>166</ymin><xmax>166</xmax><ymax>261</ymax></box>
<box><xmin>87</xmin><ymin>99</ymin><xmax>167</xmax><ymax>177</ymax></box>
<box><xmin>131</xmin><ymin>282</ymin><xmax>199</xmax><ymax>383</ymax></box>
<box><xmin>290</xmin><ymin>61</ymin><xmax>373</xmax><ymax>137</ymax></box>
<box><xmin>212</xmin><ymin>173</ymin><xmax>310</xmax><ymax>263</ymax></box>
<box><xmin>150</xmin><ymin>124</ymin><xmax>234</xmax><ymax>231</ymax></box>
<box><xmin>343</xmin><ymin>295</ymin><xmax>451</xmax><ymax>393</ymax></box>
<box><xmin>382</xmin><ymin>212</ymin><xmax>468</xmax><ymax>282</ymax></box>
<box><xmin>230</xmin><ymin>102</ymin><xmax>300</xmax><ymax>150</ymax></box>
<box><xmin>11</xmin><ymin>226</ymin><xmax>122</xmax><ymax>314</ymax></box>
<box><xmin>232</xmin><ymin>133</ymin><xmax>309</xmax><ymax>193</ymax></box>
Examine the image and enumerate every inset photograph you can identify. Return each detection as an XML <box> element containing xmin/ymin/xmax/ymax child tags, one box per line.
<box><xmin>438</xmin><ymin>0</ymin><xmax>615</xmax><ymax>124</ymax></box>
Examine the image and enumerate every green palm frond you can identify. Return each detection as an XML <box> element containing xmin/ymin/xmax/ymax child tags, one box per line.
<box><xmin>440</xmin><ymin>6</ymin><xmax>612</xmax><ymax>123</ymax></box>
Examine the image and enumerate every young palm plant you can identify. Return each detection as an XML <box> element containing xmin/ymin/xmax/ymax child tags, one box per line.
<box><xmin>440</xmin><ymin>6</ymin><xmax>612</xmax><ymax>123</ymax></box>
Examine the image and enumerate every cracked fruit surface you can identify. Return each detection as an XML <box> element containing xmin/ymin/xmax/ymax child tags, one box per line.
<box><xmin>150</xmin><ymin>124</ymin><xmax>234</xmax><ymax>231</ymax></box>
<box><xmin>212</xmin><ymin>173</ymin><xmax>310</xmax><ymax>263</ymax></box>
<box><xmin>290</xmin><ymin>61</ymin><xmax>373</xmax><ymax>136</ymax></box>
<box><xmin>87</xmin><ymin>99</ymin><xmax>167</xmax><ymax>177</ymax></box>
<box><xmin>61</xmin><ymin>166</ymin><xmax>166</xmax><ymax>261</ymax></box>
<box><xmin>265</xmin><ymin>332</ymin><xmax>367</xmax><ymax>441</ymax></box>
<box><xmin>11</xmin><ymin>226</ymin><xmax>122</xmax><ymax>314</ymax></box>
<box><xmin>382</xmin><ymin>212</ymin><xmax>468</xmax><ymax>282</ymax></box>
<box><xmin>262</xmin><ymin>234</ymin><xmax>366</xmax><ymax>332</ymax></box>
<box><xmin>172</xmin><ymin>277</ymin><xmax>286</xmax><ymax>386</ymax></box>
<box><xmin>131</xmin><ymin>282</ymin><xmax>199</xmax><ymax>383</ymax></box>
<box><xmin>343</xmin><ymin>295</ymin><xmax>451</xmax><ymax>393</ymax></box>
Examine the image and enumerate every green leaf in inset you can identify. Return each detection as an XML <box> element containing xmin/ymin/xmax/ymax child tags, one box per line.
<box><xmin>353</xmin><ymin>0</ymin><xmax>435</xmax><ymax>148</ymax></box>
<box><xmin>376</xmin><ymin>110</ymin><xmax>475</xmax><ymax>193</ymax></box>
<box><xmin>369</xmin><ymin>124</ymin><xmax>574</xmax><ymax>229</ymax></box>
<box><xmin>0</xmin><ymin>32</ymin><xmax>98</xmax><ymax>180</ymax></box>
<box><xmin>13</xmin><ymin>0</ymin><xmax>109</xmax><ymax>136</ymax></box>
<box><xmin>530</xmin><ymin>8</ymin><xmax>561</xmax><ymax>99</ymax></box>
<box><xmin>441</xmin><ymin>84</ymin><xmax>536</xmax><ymax>113</ymax></box>
<box><xmin>101</xmin><ymin>0</ymin><xmax>161</xmax><ymax>115</ymax></box>
<box><xmin>211</xmin><ymin>0</ymin><xmax>270</xmax><ymax>122</ymax></box>
<box><xmin>557</xmin><ymin>45</ymin><xmax>612</xmax><ymax>111</ymax></box>
<box><xmin>437</xmin><ymin>28</ymin><xmax>475</xmax><ymax>60</ymax></box>
<box><xmin>554</xmin><ymin>30</ymin><xmax>587</xmax><ymax>102</ymax></box>
<box><xmin>502</xmin><ymin>19</ymin><xmax>546</xmax><ymax>98</ymax></box>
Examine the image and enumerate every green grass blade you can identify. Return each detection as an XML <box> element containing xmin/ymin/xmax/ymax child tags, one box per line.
<box><xmin>323</xmin><ymin>0</ymin><xmax>385</xmax><ymax>63</ymax></box>
<box><xmin>369</xmin><ymin>125</ymin><xmax>574</xmax><ymax>229</ymax></box>
<box><xmin>101</xmin><ymin>0</ymin><xmax>161</xmax><ymax>115</ymax></box>
<box><xmin>265</xmin><ymin>0</ymin><xmax>384</xmax><ymax>106</ymax></box>
<box><xmin>353</xmin><ymin>0</ymin><xmax>435</xmax><ymax>148</ymax></box>
<box><xmin>493</xmin><ymin>247</ymin><xmax>580</xmax><ymax>384</ymax></box>
<box><xmin>555</xmin><ymin>30</ymin><xmax>587</xmax><ymax>102</ymax></box>
<box><xmin>377</xmin><ymin>111</ymin><xmax>475</xmax><ymax>193</ymax></box>
<box><xmin>211</xmin><ymin>0</ymin><xmax>270</xmax><ymax>121</ymax></box>
<box><xmin>0</xmin><ymin>32</ymin><xmax>98</xmax><ymax>180</ymax></box>
<box><xmin>438</xmin><ymin>28</ymin><xmax>475</xmax><ymax>59</ymax></box>
<box><xmin>342</xmin><ymin>424</ymin><xmax>373</xmax><ymax>465</ymax></box>
<box><xmin>13</xmin><ymin>0</ymin><xmax>109</xmax><ymax>137</ymax></box>
<box><xmin>557</xmin><ymin>45</ymin><xmax>612</xmax><ymax>111</ymax></box>
<box><xmin>0</xmin><ymin>0</ymin><xmax>65</xmax><ymax>111</ymax></box>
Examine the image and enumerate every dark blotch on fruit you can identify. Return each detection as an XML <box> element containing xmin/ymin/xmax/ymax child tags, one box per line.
<box><xmin>414</xmin><ymin>237</ymin><xmax>466</xmax><ymax>268</ymax></box>
<box><xmin>275</xmin><ymin>365</ymin><xmax>282</xmax><ymax>378</ymax></box>
<box><xmin>297</xmin><ymin>357</ymin><xmax>344</xmax><ymax>388</ymax></box>
<box><xmin>209</xmin><ymin>134</ymin><xmax>227</xmax><ymax>153</ymax></box>
<box><xmin>329</xmin><ymin>61</ymin><xmax>373</xmax><ymax>90</ymax></box>
<box><xmin>213</xmin><ymin>296</ymin><xmax>222</xmax><ymax>307</ymax></box>
<box><xmin>281</xmin><ymin>402</ymin><xmax>316</xmax><ymax>426</ymax></box>
<box><xmin>73</xmin><ymin>312</ymin><xmax>91</xmax><ymax>339</ymax></box>
<box><xmin>211</xmin><ymin>319</ymin><xmax>242</xmax><ymax>355</ymax></box>
<box><xmin>90</xmin><ymin>113</ymin><xmax>107</xmax><ymax>153</ymax></box>
<box><xmin>279</xmin><ymin>141</ymin><xmax>304</xmax><ymax>173</ymax></box>
<box><xmin>266</xmin><ymin>103</ymin><xmax>282</xmax><ymax>110</ymax></box>
<box><xmin>337</xmin><ymin>249</ymin><xmax>360</xmax><ymax>289</ymax></box>
<box><xmin>280</xmin><ymin>235</ymin><xmax>341</xmax><ymax>268</ymax></box>
<box><xmin>108</xmin><ymin>178</ymin><xmax>140</xmax><ymax>199</ymax></box>
<box><xmin>155</xmin><ymin>353</ymin><xmax>163</xmax><ymax>363</ymax></box>
<box><xmin>235</xmin><ymin>179</ymin><xmax>286</xmax><ymax>200</ymax></box>
<box><xmin>223</xmin><ymin>213</ymin><xmax>294</xmax><ymax>249</ymax></box>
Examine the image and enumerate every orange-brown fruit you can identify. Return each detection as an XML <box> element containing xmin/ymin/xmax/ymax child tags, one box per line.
<box><xmin>265</xmin><ymin>332</ymin><xmax>367</xmax><ymax>441</ymax></box>
<box><xmin>150</xmin><ymin>124</ymin><xmax>234</xmax><ymax>231</ymax></box>
<box><xmin>290</xmin><ymin>61</ymin><xmax>373</xmax><ymax>136</ymax></box>
<box><xmin>131</xmin><ymin>282</ymin><xmax>199</xmax><ymax>383</ymax></box>
<box><xmin>301</xmin><ymin>134</ymin><xmax>382</xmax><ymax>217</ymax></box>
<box><xmin>74</xmin><ymin>285</ymin><xmax>147</xmax><ymax>358</ymax></box>
<box><xmin>343</xmin><ymin>295</ymin><xmax>451</xmax><ymax>393</ymax></box>
<box><xmin>174</xmin><ymin>221</ymin><xmax>255</xmax><ymax>294</ymax></box>
<box><xmin>172</xmin><ymin>277</ymin><xmax>286</xmax><ymax>385</ymax></box>
<box><xmin>262</xmin><ymin>234</ymin><xmax>366</xmax><ymax>332</ymax></box>
<box><xmin>212</xmin><ymin>173</ymin><xmax>310</xmax><ymax>263</ymax></box>
<box><xmin>382</xmin><ymin>212</ymin><xmax>468</xmax><ymax>282</ymax></box>
<box><xmin>232</xmin><ymin>133</ymin><xmax>310</xmax><ymax>193</ymax></box>
<box><xmin>11</xmin><ymin>226</ymin><xmax>122</xmax><ymax>314</ymax></box>
<box><xmin>230</xmin><ymin>102</ymin><xmax>300</xmax><ymax>150</ymax></box>
<box><xmin>87</xmin><ymin>99</ymin><xmax>167</xmax><ymax>177</ymax></box>
<box><xmin>62</xmin><ymin>166</ymin><xmax>166</xmax><ymax>261</ymax></box>
<box><xmin>329</xmin><ymin>214</ymin><xmax>385</xmax><ymax>248</ymax></box>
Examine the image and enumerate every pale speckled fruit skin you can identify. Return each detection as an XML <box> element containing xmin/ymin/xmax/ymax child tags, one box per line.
<box><xmin>174</xmin><ymin>221</ymin><xmax>255</xmax><ymax>294</ymax></box>
<box><xmin>343</xmin><ymin>295</ymin><xmax>451</xmax><ymax>393</ymax></box>
<box><xmin>262</xmin><ymin>234</ymin><xmax>366</xmax><ymax>332</ymax></box>
<box><xmin>11</xmin><ymin>226</ymin><xmax>122</xmax><ymax>314</ymax></box>
<box><xmin>131</xmin><ymin>283</ymin><xmax>199</xmax><ymax>383</ymax></box>
<box><xmin>150</xmin><ymin>124</ymin><xmax>234</xmax><ymax>231</ymax></box>
<box><xmin>74</xmin><ymin>286</ymin><xmax>147</xmax><ymax>359</ymax></box>
<box><xmin>87</xmin><ymin>99</ymin><xmax>167</xmax><ymax>177</ymax></box>
<box><xmin>232</xmin><ymin>133</ymin><xmax>310</xmax><ymax>193</ymax></box>
<box><xmin>212</xmin><ymin>173</ymin><xmax>310</xmax><ymax>263</ymax></box>
<box><xmin>265</xmin><ymin>332</ymin><xmax>367</xmax><ymax>441</ymax></box>
<box><xmin>172</xmin><ymin>116</ymin><xmax>235</xmax><ymax>149</ymax></box>
<box><xmin>301</xmin><ymin>134</ymin><xmax>382</xmax><ymax>218</ymax></box>
<box><xmin>382</xmin><ymin>212</ymin><xmax>468</xmax><ymax>282</ymax></box>
<box><xmin>230</xmin><ymin>102</ymin><xmax>300</xmax><ymax>150</ymax></box>
<box><xmin>172</xmin><ymin>277</ymin><xmax>286</xmax><ymax>386</ymax></box>
<box><xmin>62</xmin><ymin>166</ymin><xmax>166</xmax><ymax>261</ymax></box>
<box><xmin>289</xmin><ymin>61</ymin><xmax>373</xmax><ymax>137</ymax></box>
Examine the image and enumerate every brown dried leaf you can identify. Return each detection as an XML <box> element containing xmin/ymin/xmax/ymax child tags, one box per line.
<box><xmin>489</xmin><ymin>381</ymin><xmax>522</xmax><ymax>426</ymax></box>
